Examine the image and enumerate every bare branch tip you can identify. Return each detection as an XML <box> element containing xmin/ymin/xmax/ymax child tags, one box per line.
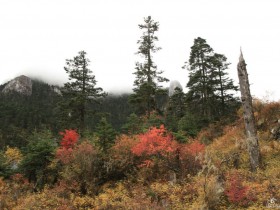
<box><xmin>239</xmin><ymin>47</ymin><xmax>244</xmax><ymax>63</ymax></box>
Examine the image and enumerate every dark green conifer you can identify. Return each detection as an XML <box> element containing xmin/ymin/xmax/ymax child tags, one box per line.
<box><xmin>130</xmin><ymin>16</ymin><xmax>169</xmax><ymax>118</ymax></box>
<box><xmin>62</xmin><ymin>51</ymin><xmax>106</xmax><ymax>132</ymax></box>
<box><xmin>209</xmin><ymin>53</ymin><xmax>239</xmax><ymax>117</ymax></box>
<box><xmin>185</xmin><ymin>37</ymin><xmax>214</xmax><ymax>122</ymax></box>
<box><xmin>95</xmin><ymin>117</ymin><xmax>117</xmax><ymax>151</ymax></box>
<box><xmin>185</xmin><ymin>37</ymin><xmax>239</xmax><ymax>126</ymax></box>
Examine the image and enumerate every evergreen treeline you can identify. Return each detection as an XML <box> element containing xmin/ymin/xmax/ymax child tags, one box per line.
<box><xmin>0</xmin><ymin>16</ymin><xmax>239</xmax><ymax>149</ymax></box>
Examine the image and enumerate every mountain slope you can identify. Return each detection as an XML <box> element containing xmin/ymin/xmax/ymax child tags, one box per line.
<box><xmin>0</xmin><ymin>77</ymin><xmax>61</xmax><ymax>147</ymax></box>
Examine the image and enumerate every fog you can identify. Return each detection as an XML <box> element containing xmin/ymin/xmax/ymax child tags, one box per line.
<box><xmin>1</xmin><ymin>0</ymin><xmax>280</xmax><ymax>99</ymax></box>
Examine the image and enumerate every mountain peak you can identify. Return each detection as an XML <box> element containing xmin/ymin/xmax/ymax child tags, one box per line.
<box><xmin>169</xmin><ymin>80</ymin><xmax>183</xmax><ymax>96</ymax></box>
<box><xmin>2</xmin><ymin>75</ymin><xmax>32</xmax><ymax>96</ymax></box>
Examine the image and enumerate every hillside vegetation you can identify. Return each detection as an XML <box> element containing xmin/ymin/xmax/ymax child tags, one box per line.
<box><xmin>1</xmin><ymin>16</ymin><xmax>279</xmax><ymax>209</ymax></box>
<box><xmin>0</xmin><ymin>99</ymin><xmax>279</xmax><ymax>209</ymax></box>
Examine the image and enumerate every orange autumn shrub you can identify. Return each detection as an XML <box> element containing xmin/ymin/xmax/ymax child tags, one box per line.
<box><xmin>182</xmin><ymin>140</ymin><xmax>205</xmax><ymax>157</ymax></box>
<box><xmin>131</xmin><ymin>125</ymin><xmax>178</xmax><ymax>168</ymax></box>
<box><xmin>130</xmin><ymin>125</ymin><xmax>179</xmax><ymax>180</ymax></box>
<box><xmin>55</xmin><ymin>129</ymin><xmax>80</xmax><ymax>164</ymax></box>
<box><xmin>59</xmin><ymin>129</ymin><xmax>79</xmax><ymax>149</ymax></box>
<box><xmin>131</xmin><ymin>125</ymin><xmax>178</xmax><ymax>157</ymax></box>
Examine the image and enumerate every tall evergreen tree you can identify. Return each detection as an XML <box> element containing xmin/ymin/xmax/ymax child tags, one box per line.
<box><xmin>185</xmin><ymin>37</ymin><xmax>214</xmax><ymax>122</ymax></box>
<box><xmin>130</xmin><ymin>16</ymin><xmax>169</xmax><ymax>117</ymax></box>
<box><xmin>185</xmin><ymin>37</ymin><xmax>239</xmax><ymax>126</ymax></box>
<box><xmin>209</xmin><ymin>53</ymin><xmax>239</xmax><ymax>116</ymax></box>
<box><xmin>63</xmin><ymin>51</ymin><xmax>106</xmax><ymax>132</ymax></box>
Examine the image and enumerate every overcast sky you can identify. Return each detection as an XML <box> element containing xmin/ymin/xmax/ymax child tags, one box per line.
<box><xmin>0</xmin><ymin>0</ymin><xmax>279</xmax><ymax>100</ymax></box>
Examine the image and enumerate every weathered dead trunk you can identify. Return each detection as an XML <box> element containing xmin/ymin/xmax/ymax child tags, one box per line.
<box><xmin>237</xmin><ymin>50</ymin><xmax>260</xmax><ymax>171</ymax></box>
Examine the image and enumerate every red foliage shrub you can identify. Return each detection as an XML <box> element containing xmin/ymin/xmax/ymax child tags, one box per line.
<box><xmin>182</xmin><ymin>140</ymin><xmax>205</xmax><ymax>157</ymax></box>
<box><xmin>56</xmin><ymin>147</ymin><xmax>74</xmax><ymax>164</ymax></box>
<box><xmin>225</xmin><ymin>172</ymin><xmax>256</xmax><ymax>207</ymax></box>
<box><xmin>131</xmin><ymin>125</ymin><xmax>178</xmax><ymax>157</ymax></box>
<box><xmin>56</xmin><ymin>129</ymin><xmax>79</xmax><ymax>164</ymax></box>
<box><xmin>59</xmin><ymin>129</ymin><xmax>79</xmax><ymax>149</ymax></box>
<box><xmin>56</xmin><ymin>141</ymin><xmax>96</xmax><ymax>165</ymax></box>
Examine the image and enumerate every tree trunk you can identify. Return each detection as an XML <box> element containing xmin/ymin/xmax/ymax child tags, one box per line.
<box><xmin>81</xmin><ymin>56</ymin><xmax>86</xmax><ymax>133</ymax></box>
<box><xmin>218</xmin><ymin>67</ymin><xmax>225</xmax><ymax>115</ymax></box>
<box><xmin>147</xmin><ymin>26</ymin><xmax>152</xmax><ymax>118</ymax></box>
<box><xmin>237</xmin><ymin>50</ymin><xmax>260</xmax><ymax>171</ymax></box>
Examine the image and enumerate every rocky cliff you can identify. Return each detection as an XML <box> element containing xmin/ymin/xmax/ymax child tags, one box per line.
<box><xmin>2</xmin><ymin>75</ymin><xmax>32</xmax><ymax>96</ymax></box>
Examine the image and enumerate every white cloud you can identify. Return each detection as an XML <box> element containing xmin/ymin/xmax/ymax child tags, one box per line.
<box><xmin>0</xmin><ymin>0</ymin><xmax>279</xmax><ymax>100</ymax></box>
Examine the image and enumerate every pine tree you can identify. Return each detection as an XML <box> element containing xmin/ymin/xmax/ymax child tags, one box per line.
<box><xmin>62</xmin><ymin>51</ymin><xmax>106</xmax><ymax>132</ymax></box>
<box><xmin>130</xmin><ymin>16</ymin><xmax>169</xmax><ymax>117</ymax></box>
<box><xmin>209</xmin><ymin>53</ymin><xmax>239</xmax><ymax>117</ymax></box>
<box><xmin>95</xmin><ymin>117</ymin><xmax>117</xmax><ymax>151</ymax></box>
<box><xmin>185</xmin><ymin>37</ymin><xmax>214</xmax><ymax>122</ymax></box>
<box><xmin>20</xmin><ymin>130</ymin><xmax>56</xmax><ymax>188</ymax></box>
<box><xmin>185</xmin><ymin>37</ymin><xmax>239</xmax><ymax>125</ymax></box>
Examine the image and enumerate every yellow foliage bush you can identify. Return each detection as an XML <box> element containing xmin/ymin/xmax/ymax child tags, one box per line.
<box><xmin>206</xmin><ymin>125</ymin><xmax>249</xmax><ymax>171</ymax></box>
<box><xmin>93</xmin><ymin>182</ymin><xmax>136</xmax><ymax>209</ymax></box>
<box><xmin>13</xmin><ymin>188</ymin><xmax>74</xmax><ymax>210</ymax></box>
<box><xmin>0</xmin><ymin>175</ymin><xmax>33</xmax><ymax>210</ymax></box>
<box><xmin>73</xmin><ymin>195</ymin><xmax>95</xmax><ymax>209</ymax></box>
<box><xmin>149</xmin><ymin>180</ymin><xmax>203</xmax><ymax>209</ymax></box>
<box><xmin>4</xmin><ymin>146</ymin><xmax>22</xmax><ymax>167</ymax></box>
<box><xmin>0</xmin><ymin>177</ymin><xmax>15</xmax><ymax>210</ymax></box>
<box><xmin>93</xmin><ymin>181</ymin><xmax>176</xmax><ymax>209</ymax></box>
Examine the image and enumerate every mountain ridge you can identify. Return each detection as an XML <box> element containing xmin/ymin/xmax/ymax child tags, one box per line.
<box><xmin>1</xmin><ymin>75</ymin><xmax>62</xmax><ymax>96</ymax></box>
<box><xmin>2</xmin><ymin>75</ymin><xmax>32</xmax><ymax>96</ymax></box>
